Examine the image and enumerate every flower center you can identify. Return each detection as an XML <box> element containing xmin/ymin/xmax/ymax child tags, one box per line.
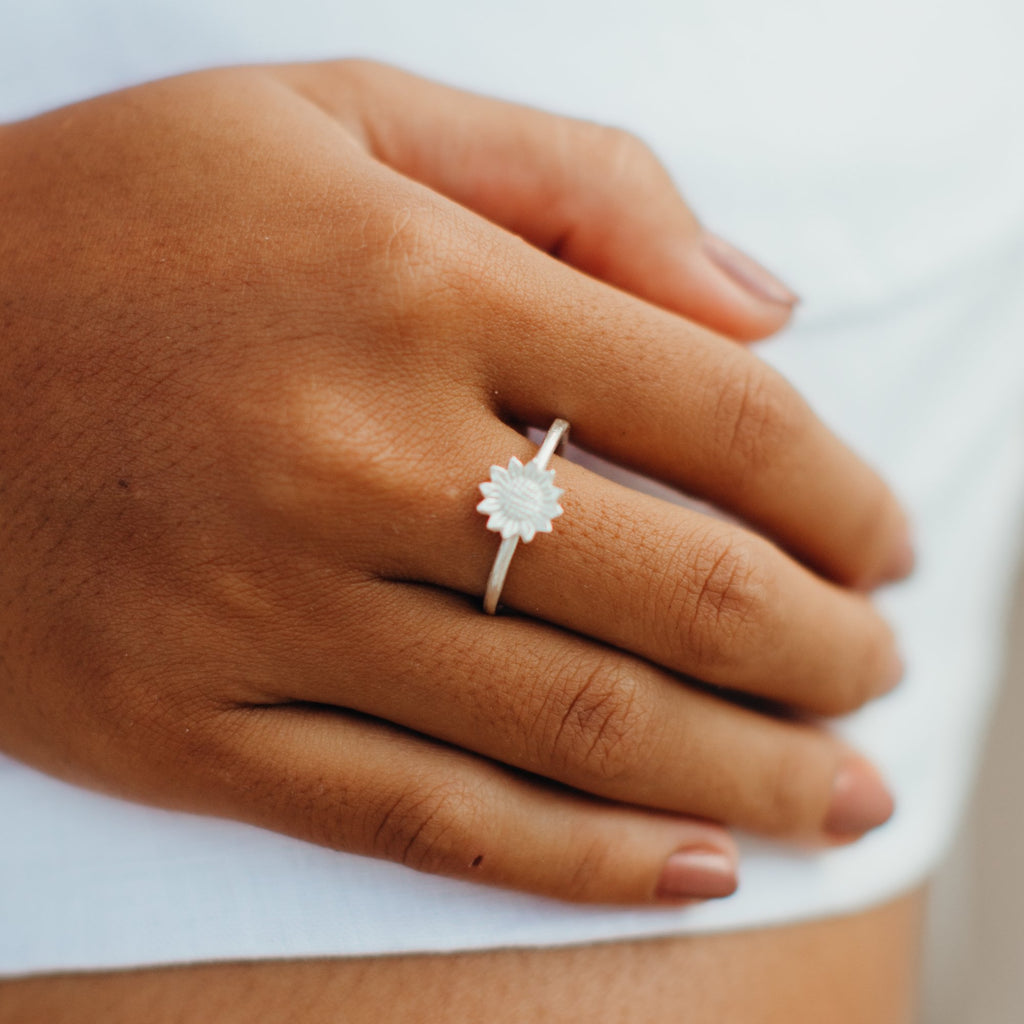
<box><xmin>502</xmin><ymin>478</ymin><xmax>544</xmax><ymax>520</ymax></box>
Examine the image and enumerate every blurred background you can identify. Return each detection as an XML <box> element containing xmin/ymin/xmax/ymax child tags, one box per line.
<box><xmin>924</xmin><ymin>562</ymin><xmax>1024</xmax><ymax>1023</ymax></box>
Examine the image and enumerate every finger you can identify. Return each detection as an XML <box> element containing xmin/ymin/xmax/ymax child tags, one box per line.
<box><xmin>199</xmin><ymin>703</ymin><xmax>739</xmax><ymax>905</ymax></box>
<box><xmin>475</xmin><ymin>251</ymin><xmax>911</xmax><ymax>588</ymax></box>
<box><xmin>276</xmin><ymin>60</ymin><xmax>797</xmax><ymax>341</ymax></box>
<box><xmin>379</xmin><ymin>417</ymin><xmax>902</xmax><ymax>713</ymax></box>
<box><xmin>282</xmin><ymin>582</ymin><xmax>895</xmax><ymax>843</ymax></box>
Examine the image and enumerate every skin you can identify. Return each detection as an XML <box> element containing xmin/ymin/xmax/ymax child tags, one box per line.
<box><xmin>0</xmin><ymin>890</ymin><xmax>925</xmax><ymax>1023</ymax></box>
<box><xmin>0</xmin><ymin>60</ymin><xmax>911</xmax><ymax>909</ymax></box>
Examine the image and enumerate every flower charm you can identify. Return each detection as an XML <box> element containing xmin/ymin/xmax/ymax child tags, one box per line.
<box><xmin>477</xmin><ymin>456</ymin><xmax>564</xmax><ymax>542</ymax></box>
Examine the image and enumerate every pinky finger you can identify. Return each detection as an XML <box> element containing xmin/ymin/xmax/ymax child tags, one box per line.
<box><xmin>207</xmin><ymin>704</ymin><xmax>739</xmax><ymax>906</ymax></box>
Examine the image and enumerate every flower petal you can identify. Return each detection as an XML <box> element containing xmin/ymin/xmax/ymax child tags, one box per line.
<box><xmin>500</xmin><ymin>519</ymin><xmax>521</xmax><ymax>539</ymax></box>
<box><xmin>477</xmin><ymin>497</ymin><xmax>502</xmax><ymax>514</ymax></box>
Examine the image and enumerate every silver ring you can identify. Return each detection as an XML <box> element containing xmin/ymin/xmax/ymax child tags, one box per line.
<box><xmin>476</xmin><ymin>418</ymin><xmax>570</xmax><ymax>614</ymax></box>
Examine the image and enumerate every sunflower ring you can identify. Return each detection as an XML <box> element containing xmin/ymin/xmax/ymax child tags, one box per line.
<box><xmin>477</xmin><ymin>418</ymin><xmax>569</xmax><ymax>614</ymax></box>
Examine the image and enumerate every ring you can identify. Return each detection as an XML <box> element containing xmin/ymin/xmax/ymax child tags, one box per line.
<box><xmin>477</xmin><ymin>418</ymin><xmax>570</xmax><ymax>614</ymax></box>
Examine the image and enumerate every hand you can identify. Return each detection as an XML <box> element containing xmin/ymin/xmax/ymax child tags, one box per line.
<box><xmin>0</xmin><ymin>61</ymin><xmax>909</xmax><ymax>904</ymax></box>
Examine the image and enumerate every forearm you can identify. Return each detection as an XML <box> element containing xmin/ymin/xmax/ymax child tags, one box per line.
<box><xmin>0</xmin><ymin>889</ymin><xmax>925</xmax><ymax>1024</ymax></box>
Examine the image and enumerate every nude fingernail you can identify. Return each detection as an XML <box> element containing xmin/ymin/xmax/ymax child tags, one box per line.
<box><xmin>824</xmin><ymin>755</ymin><xmax>895</xmax><ymax>839</ymax></box>
<box><xmin>655</xmin><ymin>846</ymin><xmax>738</xmax><ymax>901</ymax></box>
<box><xmin>702</xmin><ymin>232</ymin><xmax>799</xmax><ymax>307</ymax></box>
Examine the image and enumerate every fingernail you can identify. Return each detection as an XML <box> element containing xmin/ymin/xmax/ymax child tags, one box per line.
<box><xmin>655</xmin><ymin>845</ymin><xmax>738</xmax><ymax>901</ymax></box>
<box><xmin>824</xmin><ymin>755</ymin><xmax>895</xmax><ymax>839</ymax></box>
<box><xmin>702</xmin><ymin>232</ymin><xmax>799</xmax><ymax>307</ymax></box>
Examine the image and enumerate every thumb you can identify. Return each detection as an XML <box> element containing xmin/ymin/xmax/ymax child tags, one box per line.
<box><xmin>281</xmin><ymin>59</ymin><xmax>798</xmax><ymax>342</ymax></box>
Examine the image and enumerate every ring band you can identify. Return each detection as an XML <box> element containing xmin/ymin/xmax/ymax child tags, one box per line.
<box><xmin>477</xmin><ymin>418</ymin><xmax>570</xmax><ymax>614</ymax></box>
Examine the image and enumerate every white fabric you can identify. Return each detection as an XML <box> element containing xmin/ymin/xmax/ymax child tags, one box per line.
<box><xmin>3</xmin><ymin>0</ymin><xmax>1024</xmax><ymax>975</ymax></box>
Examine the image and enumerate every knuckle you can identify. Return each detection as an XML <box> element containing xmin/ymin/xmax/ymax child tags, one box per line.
<box><xmin>326</xmin><ymin>57</ymin><xmax>389</xmax><ymax>88</ymax></box>
<box><xmin>369</xmin><ymin>779</ymin><xmax>482</xmax><ymax>876</ymax></box>
<box><xmin>545</xmin><ymin>659</ymin><xmax>653</xmax><ymax>784</ymax></box>
<box><xmin>355</xmin><ymin>200</ymin><xmax>526</xmax><ymax>365</ymax></box>
<box><xmin>713</xmin><ymin>362</ymin><xmax>800</xmax><ymax>476</ymax></box>
<box><xmin>251</xmin><ymin>384</ymin><xmax>386</xmax><ymax>498</ymax></box>
<box><xmin>350</xmin><ymin>197</ymin><xmax>468</xmax><ymax>303</ymax></box>
<box><xmin>677</xmin><ymin>529</ymin><xmax>770</xmax><ymax>670</ymax></box>
<box><xmin>247</xmin><ymin>374</ymin><xmax>436</xmax><ymax>542</ymax></box>
<box><xmin>432</xmin><ymin>224</ymin><xmax>530</xmax><ymax>321</ymax></box>
<box><xmin>591</xmin><ymin>125</ymin><xmax>659</xmax><ymax>180</ymax></box>
<box><xmin>80</xmin><ymin>657</ymin><xmax>240</xmax><ymax>796</ymax></box>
